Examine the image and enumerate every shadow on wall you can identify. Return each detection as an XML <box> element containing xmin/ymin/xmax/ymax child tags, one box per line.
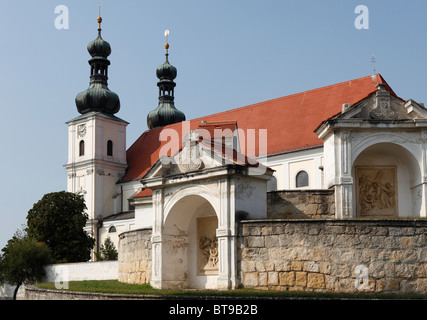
<box><xmin>267</xmin><ymin>190</ymin><xmax>335</xmax><ymax>219</ymax></box>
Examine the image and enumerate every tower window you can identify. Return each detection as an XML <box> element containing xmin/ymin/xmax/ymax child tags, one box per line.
<box><xmin>296</xmin><ymin>170</ymin><xmax>309</xmax><ymax>188</ymax></box>
<box><xmin>107</xmin><ymin>140</ymin><xmax>113</xmax><ymax>156</ymax></box>
<box><xmin>79</xmin><ymin>140</ymin><xmax>85</xmax><ymax>156</ymax></box>
<box><xmin>108</xmin><ymin>226</ymin><xmax>116</xmax><ymax>233</ymax></box>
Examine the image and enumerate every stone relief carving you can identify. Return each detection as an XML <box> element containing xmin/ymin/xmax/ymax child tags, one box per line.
<box><xmin>369</xmin><ymin>84</ymin><xmax>397</xmax><ymax>120</ymax></box>
<box><xmin>178</xmin><ymin>144</ymin><xmax>203</xmax><ymax>172</ymax></box>
<box><xmin>370</xmin><ymin>96</ymin><xmax>397</xmax><ymax>120</ymax></box>
<box><xmin>197</xmin><ymin>216</ymin><xmax>218</xmax><ymax>275</ymax></box>
<box><xmin>199</xmin><ymin>237</ymin><xmax>218</xmax><ymax>269</ymax></box>
<box><xmin>356</xmin><ymin>167</ymin><xmax>397</xmax><ymax>217</ymax></box>
<box><xmin>178</xmin><ymin>131</ymin><xmax>204</xmax><ymax>172</ymax></box>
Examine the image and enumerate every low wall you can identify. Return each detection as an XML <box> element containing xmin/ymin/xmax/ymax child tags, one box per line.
<box><xmin>118</xmin><ymin>228</ymin><xmax>152</xmax><ymax>284</ymax></box>
<box><xmin>25</xmin><ymin>286</ymin><xmax>151</xmax><ymax>300</ymax></box>
<box><xmin>42</xmin><ymin>260</ymin><xmax>118</xmax><ymax>283</ymax></box>
<box><xmin>238</xmin><ymin>219</ymin><xmax>427</xmax><ymax>294</ymax></box>
<box><xmin>267</xmin><ymin>190</ymin><xmax>335</xmax><ymax>219</ymax></box>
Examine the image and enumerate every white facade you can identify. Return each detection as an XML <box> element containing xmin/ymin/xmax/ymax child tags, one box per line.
<box><xmin>317</xmin><ymin>84</ymin><xmax>427</xmax><ymax>218</ymax></box>
<box><xmin>64</xmin><ymin>112</ymin><xmax>129</xmax><ymax>254</ymax></box>
<box><xmin>140</xmin><ymin>134</ymin><xmax>273</xmax><ymax>289</ymax></box>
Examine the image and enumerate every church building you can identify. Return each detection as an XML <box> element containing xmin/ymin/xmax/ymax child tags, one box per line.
<box><xmin>65</xmin><ymin>16</ymin><xmax>427</xmax><ymax>290</ymax></box>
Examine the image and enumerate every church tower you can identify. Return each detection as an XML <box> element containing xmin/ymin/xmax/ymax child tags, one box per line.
<box><xmin>147</xmin><ymin>30</ymin><xmax>186</xmax><ymax>129</ymax></box>
<box><xmin>64</xmin><ymin>14</ymin><xmax>128</xmax><ymax>249</ymax></box>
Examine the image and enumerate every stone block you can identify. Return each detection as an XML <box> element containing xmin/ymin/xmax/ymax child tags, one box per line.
<box><xmin>307</xmin><ymin>273</ymin><xmax>325</xmax><ymax>289</ymax></box>
<box><xmin>265</xmin><ymin>235</ymin><xmax>280</xmax><ymax>248</ymax></box>
<box><xmin>304</xmin><ymin>261</ymin><xmax>320</xmax><ymax>273</ymax></box>
<box><xmin>246</xmin><ymin>236</ymin><xmax>265</xmax><ymax>248</ymax></box>
<box><xmin>275</xmin><ymin>260</ymin><xmax>290</xmax><ymax>272</ymax></box>
<box><xmin>295</xmin><ymin>272</ymin><xmax>307</xmax><ymax>287</ymax></box>
<box><xmin>268</xmin><ymin>247</ymin><xmax>284</xmax><ymax>261</ymax></box>
<box><xmin>279</xmin><ymin>272</ymin><xmax>295</xmax><ymax>286</ymax></box>
<box><xmin>290</xmin><ymin>261</ymin><xmax>302</xmax><ymax>271</ymax></box>
<box><xmin>264</xmin><ymin>261</ymin><xmax>275</xmax><ymax>271</ymax></box>
<box><xmin>256</xmin><ymin>262</ymin><xmax>265</xmax><ymax>271</ymax></box>
<box><xmin>268</xmin><ymin>272</ymin><xmax>279</xmax><ymax>285</ymax></box>
<box><xmin>259</xmin><ymin>272</ymin><xmax>267</xmax><ymax>286</ymax></box>
<box><xmin>243</xmin><ymin>272</ymin><xmax>259</xmax><ymax>287</ymax></box>
<box><xmin>241</xmin><ymin>260</ymin><xmax>256</xmax><ymax>273</ymax></box>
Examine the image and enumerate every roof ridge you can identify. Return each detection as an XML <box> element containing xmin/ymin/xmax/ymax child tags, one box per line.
<box><xmin>192</xmin><ymin>74</ymin><xmax>383</xmax><ymax>121</ymax></box>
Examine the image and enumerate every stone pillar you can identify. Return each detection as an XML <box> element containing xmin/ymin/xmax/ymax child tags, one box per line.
<box><xmin>421</xmin><ymin>131</ymin><xmax>427</xmax><ymax>218</ymax></box>
<box><xmin>150</xmin><ymin>188</ymin><xmax>164</xmax><ymax>289</ymax></box>
<box><xmin>216</xmin><ymin>178</ymin><xmax>239</xmax><ymax>289</ymax></box>
<box><xmin>335</xmin><ymin>131</ymin><xmax>355</xmax><ymax>219</ymax></box>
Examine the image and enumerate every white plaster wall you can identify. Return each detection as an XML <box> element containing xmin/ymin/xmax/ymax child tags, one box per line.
<box><xmin>99</xmin><ymin>220</ymin><xmax>134</xmax><ymax>251</ymax></box>
<box><xmin>260</xmin><ymin>147</ymin><xmax>324</xmax><ymax>190</ymax></box>
<box><xmin>234</xmin><ymin>176</ymin><xmax>267</xmax><ymax>219</ymax></box>
<box><xmin>135</xmin><ymin>202</ymin><xmax>153</xmax><ymax>229</ymax></box>
<box><xmin>42</xmin><ymin>261</ymin><xmax>118</xmax><ymax>283</ymax></box>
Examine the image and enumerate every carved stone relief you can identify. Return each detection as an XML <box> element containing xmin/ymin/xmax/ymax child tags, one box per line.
<box><xmin>177</xmin><ymin>132</ymin><xmax>204</xmax><ymax>173</ymax></box>
<box><xmin>197</xmin><ymin>216</ymin><xmax>218</xmax><ymax>275</ymax></box>
<box><xmin>370</xmin><ymin>95</ymin><xmax>397</xmax><ymax>120</ymax></box>
<box><xmin>356</xmin><ymin>166</ymin><xmax>397</xmax><ymax>217</ymax></box>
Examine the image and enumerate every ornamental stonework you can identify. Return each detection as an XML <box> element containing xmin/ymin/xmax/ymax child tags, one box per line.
<box><xmin>355</xmin><ymin>166</ymin><xmax>397</xmax><ymax>217</ymax></box>
<box><xmin>197</xmin><ymin>216</ymin><xmax>218</xmax><ymax>275</ymax></box>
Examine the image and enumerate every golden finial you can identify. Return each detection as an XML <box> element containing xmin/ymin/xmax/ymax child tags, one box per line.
<box><xmin>97</xmin><ymin>2</ymin><xmax>102</xmax><ymax>29</ymax></box>
<box><xmin>164</xmin><ymin>29</ymin><xmax>170</xmax><ymax>55</ymax></box>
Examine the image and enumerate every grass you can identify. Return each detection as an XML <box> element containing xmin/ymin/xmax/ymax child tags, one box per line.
<box><xmin>35</xmin><ymin>280</ymin><xmax>427</xmax><ymax>300</ymax></box>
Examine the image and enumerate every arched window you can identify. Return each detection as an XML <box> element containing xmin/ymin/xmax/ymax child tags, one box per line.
<box><xmin>107</xmin><ymin>140</ymin><xmax>113</xmax><ymax>156</ymax></box>
<box><xmin>79</xmin><ymin>140</ymin><xmax>85</xmax><ymax>156</ymax></box>
<box><xmin>108</xmin><ymin>226</ymin><xmax>116</xmax><ymax>233</ymax></box>
<box><xmin>296</xmin><ymin>170</ymin><xmax>309</xmax><ymax>188</ymax></box>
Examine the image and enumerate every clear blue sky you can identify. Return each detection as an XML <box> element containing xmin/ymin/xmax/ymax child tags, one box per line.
<box><xmin>1</xmin><ymin>0</ymin><xmax>426</xmax><ymax>249</ymax></box>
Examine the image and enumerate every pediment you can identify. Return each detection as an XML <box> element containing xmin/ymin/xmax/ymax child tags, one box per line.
<box><xmin>142</xmin><ymin>130</ymin><xmax>266</xmax><ymax>180</ymax></box>
<box><xmin>337</xmin><ymin>83</ymin><xmax>427</xmax><ymax>121</ymax></box>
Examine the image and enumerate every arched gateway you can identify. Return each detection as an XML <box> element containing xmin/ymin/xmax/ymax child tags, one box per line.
<box><xmin>141</xmin><ymin>132</ymin><xmax>273</xmax><ymax>289</ymax></box>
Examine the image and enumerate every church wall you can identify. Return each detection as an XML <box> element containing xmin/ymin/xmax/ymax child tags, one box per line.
<box><xmin>99</xmin><ymin>220</ymin><xmax>134</xmax><ymax>251</ymax></box>
<box><xmin>261</xmin><ymin>147</ymin><xmax>324</xmax><ymax>190</ymax></box>
<box><xmin>238</xmin><ymin>219</ymin><xmax>427</xmax><ymax>294</ymax></box>
<box><xmin>267</xmin><ymin>190</ymin><xmax>335</xmax><ymax>219</ymax></box>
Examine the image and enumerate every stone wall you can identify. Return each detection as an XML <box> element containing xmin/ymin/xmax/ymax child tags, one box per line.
<box><xmin>267</xmin><ymin>190</ymin><xmax>335</xmax><ymax>219</ymax></box>
<box><xmin>238</xmin><ymin>219</ymin><xmax>427</xmax><ymax>294</ymax></box>
<box><xmin>118</xmin><ymin>228</ymin><xmax>152</xmax><ymax>284</ymax></box>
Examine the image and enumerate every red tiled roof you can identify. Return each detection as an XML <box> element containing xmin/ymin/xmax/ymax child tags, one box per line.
<box><xmin>122</xmin><ymin>74</ymin><xmax>396</xmax><ymax>182</ymax></box>
<box><xmin>133</xmin><ymin>188</ymin><xmax>153</xmax><ymax>198</ymax></box>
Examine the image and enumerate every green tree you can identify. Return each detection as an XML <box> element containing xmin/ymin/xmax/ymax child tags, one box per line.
<box><xmin>26</xmin><ymin>191</ymin><xmax>95</xmax><ymax>263</ymax></box>
<box><xmin>95</xmin><ymin>237</ymin><xmax>118</xmax><ymax>261</ymax></box>
<box><xmin>0</xmin><ymin>233</ymin><xmax>52</xmax><ymax>300</ymax></box>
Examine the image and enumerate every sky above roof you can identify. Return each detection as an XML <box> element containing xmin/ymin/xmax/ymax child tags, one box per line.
<box><xmin>1</xmin><ymin>0</ymin><xmax>427</xmax><ymax>249</ymax></box>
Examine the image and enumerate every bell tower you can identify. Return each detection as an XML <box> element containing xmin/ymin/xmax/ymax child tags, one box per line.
<box><xmin>64</xmin><ymin>13</ymin><xmax>128</xmax><ymax>248</ymax></box>
<box><xmin>147</xmin><ymin>30</ymin><xmax>186</xmax><ymax>129</ymax></box>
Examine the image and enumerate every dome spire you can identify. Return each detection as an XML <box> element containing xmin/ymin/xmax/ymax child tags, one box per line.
<box><xmin>97</xmin><ymin>2</ymin><xmax>102</xmax><ymax>35</ymax></box>
<box><xmin>147</xmin><ymin>30</ymin><xmax>186</xmax><ymax>129</ymax></box>
<box><xmin>75</xmin><ymin>7</ymin><xmax>120</xmax><ymax>115</ymax></box>
<box><xmin>164</xmin><ymin>29</ymin><xmax>170</xmax><ymax>61</ymax></box>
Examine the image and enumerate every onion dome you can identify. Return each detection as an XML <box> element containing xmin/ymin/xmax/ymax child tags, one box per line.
<box><xmin>75</xmin><ymin>16</ymin><xmax>120</xmax><ymax>115</ymax></box>
<box><xmin>147</xmin><ymin>31</ymin><xmax>186</xmax><ymax>129</ymax></box>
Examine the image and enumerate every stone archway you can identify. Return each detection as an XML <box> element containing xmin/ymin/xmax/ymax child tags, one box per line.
<box><xmin>160</xmin><ymin>194</ymin><xmax>219</xmax><ymax>289</ymax></box>
<box><xmin>352</xmin><ymin>142</ymin><xmax>421</xmax><ymax>218</ymax></box>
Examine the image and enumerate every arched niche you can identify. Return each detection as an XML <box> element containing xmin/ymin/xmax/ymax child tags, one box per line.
<box><xmin>161</xmin><ymin>194</ymin><xmax>218</xmax><ymax>289</ymax></box>
<box><xmin>352</xmin><ymin>142</ymin><xmax>421</xmax><ymax>218</ymax></box>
